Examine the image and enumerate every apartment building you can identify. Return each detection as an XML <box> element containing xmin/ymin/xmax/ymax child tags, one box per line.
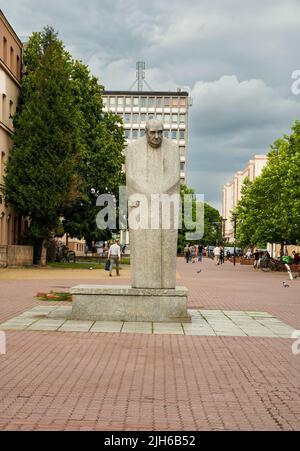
<box><xmin>222</xmin><ymin>155</ymin><xmax>268</xmax><ymax>241</ymax></box>
<box><xmin>0</xmin><ymin>10</ymin><xmax>23</xmax><ymax>246</ymax></box>
<box><xmin>102</xmin><ymin>90</ymin><xmax>191</xmax><ymax>182</ymax></box>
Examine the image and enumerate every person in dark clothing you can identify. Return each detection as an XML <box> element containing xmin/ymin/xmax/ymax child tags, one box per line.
<box><xmin>253</xmin><ymin>249</ymin><xmax>260</xmax><ymax>269</ymax></box>
<box><xmin>198</xmin><ymin>244</ymin><xmax>204</xmax><ymax>262</ymax></box>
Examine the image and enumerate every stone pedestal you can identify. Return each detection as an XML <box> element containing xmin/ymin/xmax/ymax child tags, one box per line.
<box><xmin>70</xmin><ymin>285</ymin><xmax>191</xmax><ymax>323</ymax></box>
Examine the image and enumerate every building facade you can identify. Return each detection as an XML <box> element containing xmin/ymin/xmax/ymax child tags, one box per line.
<box><xmin>0</xmin><ymin>10</ymin><xmax>22</xmax><ymax>246</ymax></box>
<box><xmin>222</xmin><ymin>155</ymin><xmax>268</xmax><ymax>241</ymax></box>
<box><xmin>102</xmin><ymin>90</ymin><xmax>191</xmax><ymax>182</ymax></box>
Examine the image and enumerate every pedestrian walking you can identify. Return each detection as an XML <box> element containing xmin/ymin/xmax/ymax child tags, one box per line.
<box><xmin>214</xmin><ymin>245</ymin><xmax>221</xmax><ymax>266</ymax></box>
<box><xmin>198</xmin><ymin>244</ymin><xmax>204</xmax><ymax>262</ymax></box>
<box><xmin>184</xmin><ymin>244</ymin><xmax>190</xmax><ymax>263</ymax></box>
<box><xmin>108</xmin><ymin>240</ymin><xmax>121</xmax><ymax>277</ymax></box>
<box><xmin>220</xmin><ymin>246</ymin><xmax>225</xmax><ymax>265</ymax></box>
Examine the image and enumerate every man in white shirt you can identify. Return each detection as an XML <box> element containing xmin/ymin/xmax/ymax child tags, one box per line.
<box><xmin>214</xmin><ymin>245</ymin><xmax>221</xmax><ymax>266</ymax></box>
<box><xmin>108</xmin><ymin>240</ymin><xmax>121</xmax><ymax>277</ymax></box>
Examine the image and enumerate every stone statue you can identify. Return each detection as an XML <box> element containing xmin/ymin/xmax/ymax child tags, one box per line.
<box><xmin>126</xmin><ymin>119</ymin><xmax>180</xmax><ymax>289</ymax></box>
<box><xmin>71</xmin><ymin>120</ymin><xmax>190</xmax><ymax>323</ymax></box>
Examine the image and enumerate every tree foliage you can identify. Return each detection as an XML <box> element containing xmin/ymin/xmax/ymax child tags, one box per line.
<box><xmin>234</xmin><ymin>121</ymin><xmax>300</xmax><ymax>249</ymax></box>
<box><xmin>2</xmin><ymin>27</ymin><xmax>125</xmax><ymax>261</ymax></box>
<box><xmin>61</xmin><ymin>61</ymin><xmax>125</xmax><ymax>246</ymax></box>
<box><xmin>177</xmin><ymin>185</ymin><xmax>222</xmax><ymax>251</ymax></box>
<box><xmin>3</xmin><ymin>28</ymin><xmax>78</xmax><ymax>261</ymax></box>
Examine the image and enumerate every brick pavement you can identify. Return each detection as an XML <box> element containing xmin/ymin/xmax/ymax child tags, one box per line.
<box><xmin>0</xmin><ymin>258</ymin><xmax>299</xmax><ymax>431</ymax></box>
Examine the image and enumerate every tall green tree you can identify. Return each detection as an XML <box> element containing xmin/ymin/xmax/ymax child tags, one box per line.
<box><xmin>3</xmin><ymin>27</ymin><xmax>79</xmax><ymax>263</ymax></box>
<box><xmin>61</xmin><ymin>61</ymin><xmax>125</xmax><ymax>246</ymax></box>
<box><xmin>177</xmin><ymin>185</ymin><xmax>222</xmax><ymax>251</ymax></box>
<box><xmin>235</xmin><ymin>121</ymin><xmax>300</xmax><ymax>251</ymax></box>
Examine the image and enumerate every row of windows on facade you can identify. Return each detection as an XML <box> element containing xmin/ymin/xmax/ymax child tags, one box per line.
<box><xmin>103</xmin><ymin>96</ymin><xmax>187</xmax><ymax>109</ymax></box>
<box><xmin>117</xmin><ymin>112</ymin><xmax>186</xmax><ymax>125</ymax></box>
<box><xmin>125</xmin><ymin>129</ymin><xmax>186</xmax><ymax>141</ymax></box>
<box><xmin>2</xmin><ymin>36</ymin><xmax>20</xmax><ymax>75</ymax></box>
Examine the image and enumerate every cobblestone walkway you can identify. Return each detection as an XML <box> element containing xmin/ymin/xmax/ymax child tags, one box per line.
<box><xmin>0</xmin><ymin>306</ymin><xmax>295</xmax><ymax>338</ymax></box>
<box><xmin>0</xmin><ymin>258</ymin><xmax>299</xmax><ymax>430</ymax></box>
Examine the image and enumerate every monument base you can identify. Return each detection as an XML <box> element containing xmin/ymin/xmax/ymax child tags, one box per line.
<box><xmin>70</xmin><ymin>285</ymin><xmax>191</xmax><ymax>323</ymax></box>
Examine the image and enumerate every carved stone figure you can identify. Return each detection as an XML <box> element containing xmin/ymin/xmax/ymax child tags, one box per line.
<box><xmin>126</xmin><ymin>119</ymin><xmax>180</xmax><ymax>289</ymax></box>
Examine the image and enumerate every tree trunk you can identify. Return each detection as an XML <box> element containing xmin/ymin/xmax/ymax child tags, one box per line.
<box><xmin>33</xmin><ymin>239</ymin><xmax>44</xmax><ymax>265</ymax></box>
<box><xmin>280</xmin><ymin>242</ymin><xmax>284</xmax><ymax>259</ymax></box>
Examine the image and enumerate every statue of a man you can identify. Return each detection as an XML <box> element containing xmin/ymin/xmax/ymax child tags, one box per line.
<box><xmin>126</xmin><ymin>119</ymin><xmax>180</xmax><ymax>289</ymax></box>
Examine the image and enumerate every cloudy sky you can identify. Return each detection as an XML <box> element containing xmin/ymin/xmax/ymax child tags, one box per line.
<box><xmin>2</xmin><ymin>0</ymin><xmax>300</xmax><ymax>211</ymax></box>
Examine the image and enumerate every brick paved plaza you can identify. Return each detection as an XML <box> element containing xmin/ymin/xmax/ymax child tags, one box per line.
<box><xmin>0</xmin><ymin>258</ymin><xmax>299</xmax><ymax>431</ymax></box>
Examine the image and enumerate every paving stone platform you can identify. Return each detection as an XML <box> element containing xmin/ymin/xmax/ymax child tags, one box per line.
<box><xmin>0</xmin><ymin>305</ymin><xmax>295</xmax><ymax>338</ymax></box>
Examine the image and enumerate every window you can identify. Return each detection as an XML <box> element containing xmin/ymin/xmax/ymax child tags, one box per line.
<box><xmin>125</xmin><ymin>130</ymin><xmax>131</xmax><ymax>139</ymax></box>
<box><xmin>180</xmin><ymin>114</ymin><xmax>185</xmax><ymax>124</ymax></box>
<box><xmin>141</xmin><ymin>97</ymin><xmax>147</xmax><ymax>107</ymax></box>
<box><xmin>163</xmin><ymin>130</ymin><xmax>169</xmax><ymax>138</ymax></box>
<box><xmin>180</xmin><ymin>130</ymin><xmax>185</xmax><ymax>140</ymax></box>
<box><xmin>109</xmin><ymin>97</ymin><xmax>115</xmax><ymax>108</ymax></box>
<box><xmin>3</xmin><ymin>38</ymin><xmax>7</xmax><ymax>64</ymax></box>
<box><xmin>2</xmin><ymin>94</ymin><xmax>6</xmax><ymax>123</ymax></box>
<box><xmin>125</xmin><ymin>114</ymin><xmax>131</xmax><ymax>124</ymax></box>
<box><xmin>141</xmin><ymin>113</ymin><xmax>147</xmax><ymax>123</ymax></box>
<box><xmin>172</xmin><ymin>97</ymin><xmax>179</xmax><ymax>107</ymax></box>
<box><xmin>102</xmin><ymin>97</ymin><xmax>108</xmax><ymax>107</ymax></box>
<box><xmin>180</xmin><ymin>97</ymin><xmax>186</xmax><ymax>107</ymax></box>
<box><xmin>9</xmin><ymin>100</ymin><xmax>13</xmax><ymax>118</ymax></box>
<box><xmin>156</xmin><ymin>114</ymin><xmax>162</xmax><ymax>121</ymax></box>
<box><xmin>133</xmin><ymin>113</ymin><xmax>139</xmax><ymax>123</ymax></box>
<box><xmin>16</xmin><ymin>55</ymin><xmax>20</xmax><ymax>76</ymax></box>
<box><xmin>179</xmin><ymin>146</ymin><xmax>185</xmax><ymax>156</ymax></box>
<box><xmin>180</xmin><ymin>162</ymin><xmax>185</xmax><ymax>172</ymax></box>
<box><xmin>149</xmin><ymin>97</ymin><xmax>155</xmax><ymax>107</ymax></box>
<box><xmin>140</xmin><ymin>129</ymin><xmax>145</xmax><ymax>137</ymax></box>
<box><xmin>157</xmin><ymin>97</ymin><xmax>162</xmax><ymax>107</ymax></box>
<box><xmin>164</xmin><ymin>97</ymin><xmax>170</xmax><ymax>107</ymax></box>
<box><xmin>132</xmin><ymin>130</ymin><xmax>138</xmax><ymax>140</ymax></box>
<box><xmin>164</xmin><ymin>114</ymin><xmax>170</xmax><ymax>123</ymax></box>
<box><xmin>171</xmin><ymin>130</ymin><xmax>177</xmax><ymax>140</ymax></box>
<box><xmin>10</xmin><ymin>47</ymin><xmax>14</xmax><ymax>71</ymax></box>
<box><xmin>172</xmin><ymin>114</ymin><xmax>178</xmax><ymax>123</ymax></box>
<box><xmin>117</xmin><ymin>97</ymin><xmax>123</xmax><ymax>107</ymax></box>
<box><xmin>125</xmin><ymin>97</ymin><xmax>131</xmax><ymax>107</ymax></box>
<box><xmin>133</xmin><ymin>97</ymin><xmax>139</xmax><ymax>107</ymax></box>
<box><xmin>148</xmin><ymin>114</ymin><xmax>154</xmax><ymax>120</ymax></box>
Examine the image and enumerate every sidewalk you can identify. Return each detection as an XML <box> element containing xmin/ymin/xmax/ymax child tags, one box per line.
<box><xmin>0</xmin><ymin>258</ymin><xmax>299</xmax><ymax>430</ymax></box>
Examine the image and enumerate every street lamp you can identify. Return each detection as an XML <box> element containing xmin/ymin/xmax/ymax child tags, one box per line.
<box><xmin>232</xmin><ymin>214</ymin><xmax>238</xmax><ymax>266</ymax></box>
<box><xmin>221</xmin><ymin>217</ymin><xmax>227</xmax><ymax>242</ymax></box>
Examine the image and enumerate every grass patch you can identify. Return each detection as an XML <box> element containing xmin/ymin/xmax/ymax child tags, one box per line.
<box><xmin>47</xmin><ymin>258</ymin><xmax>130</xmax><ymax>269</ymax></box>
<box><xmin>35</xmin><ymin>291</ymin><xmax>72</xmax><ymax>302</ymax></box>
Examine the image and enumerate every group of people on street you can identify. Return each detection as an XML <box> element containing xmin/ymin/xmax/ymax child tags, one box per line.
<box><xmin>184</xmin><ymin>244</ymin><xmax>205</xmax><ymax>264</ymax></box>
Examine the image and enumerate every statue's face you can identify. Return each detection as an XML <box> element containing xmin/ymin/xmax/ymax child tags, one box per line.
<box><xmin>146</xmin><ymin>124</ymin><xmax>163</xmax><ymax>149</ymax></box>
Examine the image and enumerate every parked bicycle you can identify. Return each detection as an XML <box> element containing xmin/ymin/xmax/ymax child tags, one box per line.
<box><xmin>260</xmin><ymin>257</ymin><xmax>286</xmax><ymax>272</ymax></box>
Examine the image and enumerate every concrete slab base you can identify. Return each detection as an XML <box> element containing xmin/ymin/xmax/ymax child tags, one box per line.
<box><xmin>70</xmin><ymin>284</ymin><xmax>191</xmax><ymax>323</ymax></box>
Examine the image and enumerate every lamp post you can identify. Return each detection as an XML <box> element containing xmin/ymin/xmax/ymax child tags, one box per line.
<box><xmin>221</xmin><ymin>217</ymin><xmax>227</xmax><ymax>243</ymax></box>
<box><xmin>232</xmin><ymin>214</ymin><xmax>237</xmax><ymax>266</ymax></box>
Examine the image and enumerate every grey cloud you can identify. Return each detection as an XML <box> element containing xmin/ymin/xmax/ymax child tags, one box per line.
<box><xmin>1</xmin><ymin>0</ymin><xmax>300</xmax><ymax>210</ymax></box>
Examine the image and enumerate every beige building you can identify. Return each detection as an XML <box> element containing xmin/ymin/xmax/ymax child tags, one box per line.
<box><xmin>0</xmin><ymin>10</ymin><xmax>22</xmax><ymax>246</ymax></box>
<box><xmin>222</xmin><ymin>155</ymin><xmax>268</xmax><ymax>241</ymax></box>
<box><xmin>102</xmin><ymin>90</ymin><xmax>191</xmax><ymax>182</ymax></box>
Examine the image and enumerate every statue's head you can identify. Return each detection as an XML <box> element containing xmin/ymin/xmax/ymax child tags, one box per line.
<box><xmin>145</xmin><ymin>119</ymin><xmax>163</xmax><ymax>149</ymax></box>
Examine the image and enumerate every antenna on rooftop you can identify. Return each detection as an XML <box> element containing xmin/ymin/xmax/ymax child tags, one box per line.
<box><xmin>128</xmin><ymin>61</ymin><xmax>153</xmax><ymax>91</ymax></box>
